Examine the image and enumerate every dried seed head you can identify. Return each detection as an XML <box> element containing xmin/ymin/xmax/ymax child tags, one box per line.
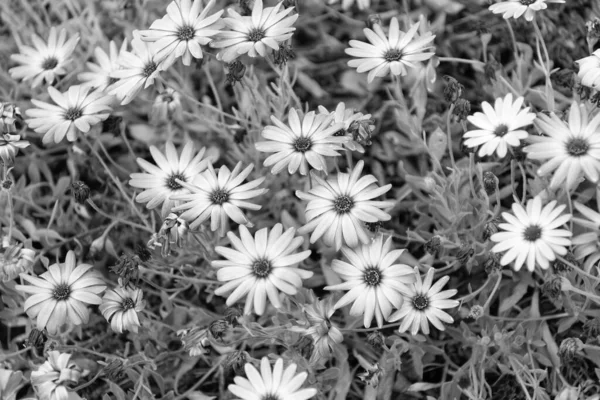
<box><xmin>468</xmin><ymin>305</ymin><xmax>484</xmax><ymax>320</ymax></box>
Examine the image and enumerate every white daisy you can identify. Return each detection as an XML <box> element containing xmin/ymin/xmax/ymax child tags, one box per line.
<box><xmin>524</xmin><ymin>102</ymin><xmax>600</xmax><ymax>191</ymax></box>
<box><xmin>172</xmin><ymin>162</ymin><xmax>267</xmax><ymax>236</ymax></box>
<box><xmin>213</xmin><ymin>223</ymin><xmax>312</xmax><ymax>315</ymax></box>
<box><xmin>99</xmin><ymin>286</ymin><xmax>146</xmax><ymax>333</ymax></box>
<box><xmin>25</xmin><ymin>85</ymin><xmax>113</xmax><ymax>144</ymax></box>
<box><xmin>325</xmin><ymin>235</ymin><xmax>414</xmax><ymax>328</ymax></box>
<box><xmin>129</xmin><ymin>141</ymin><xmax>210</xmax><ymax>217</ymax></box>
<box><xmin>9</xmin><ymin>27</ymin><xmax>79</xmax><ymax>88</ymax></box>
<box><xmin>31</xmin><ymin>351</ymin><xmax>83</xmax><ymax>400</ymax></box>
<box><xmin>255</xmin><ymin>108</ymin><xmax>346</xmax><ymax>175</ymax></box>
<box><xmin>296</xmin><ymin>160</ymin><xmax>394</xmax><ymax>250</ymax></box>
<box><xmin>345</xmin><ymin>17</ymin><xmax>435</xmax><ymax>83</ymax></box>
<box><xmin>463</xmin><ymin>93</ymin><xmax>536</xmax><ymax>158</ymax></box>
<box><xmin>211</xmin><ymin>0</ymin><xmax>298</xmax><ymax>62</ymax></box>
<box><xmin>576</xmin><ymin>50</ymin><xmax>600</xmax><ymax>89</ymax></box>
<box><xmin>328</xmin><ymin>0</ymin><xmax>371</xmax><ymax>10</ymax></box>
<box><xmin>489</xmin><ymin>0</ymin><xmax>565</xmax><ymax>22</ymax></box>
<box><xmin>140</xmin><ymin>0</ymin><xmax>224</xmax><ymax>67</ymax></box>
<box><xmin>228</xmin><ymin>357</ymin><xmax>317</xmax><ymax>400</ymax></box>
<box><xmin>317</xmin><ymin>102</ymin><xmax>373</xmax><ymax>153</ymax></box>
<box><xmin>78</xmin><ymin>40</ymin><xmax>128</xmax><ymax>91</ymax></box>
<box><xmin>491</xmin><ymin>196</ymin><xmax>572</xmax><ymax>272</ymax></box>
<box><xmin>107</xmin><ymin>31</ymin><xmax>166</xmax><ymax>105</ymax></box>
<box><xmin>15</xmin><ymin>250</ymin><xmax>106</xmax><ymax>335</ymax></box>
<box><xmin>388</xmin><ymin>268</ymin><xmax>459</xmax><ymax>336</ymax></box>
<box><xmin>572</xmin><ymin>201</ymin><xmax>600</xmax><ymax>271</ymax></box>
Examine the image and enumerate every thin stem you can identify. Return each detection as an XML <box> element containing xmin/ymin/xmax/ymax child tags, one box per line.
<box><xmin>438</xmin><ymin>57</ymin><xmax>485</xmax><ymax>67</ymax></box>
<box><xmin>72</xmin><ymin>370</ymin><xmax>103</xmax><ymax>391</ymax></box>
<box><xmin>446</xmin><ymin>104</ymin><xmax>457</xmax><ymax>172</ymax></box>
<box><xmin>0</xmin><ymin>346</ymin><xmax>30</xmax><ymax>361</ymax></box>
<box><xmin>483</xmin><ymin>274</ymin><xmax>502</xmax><ymax>310</ymax></box>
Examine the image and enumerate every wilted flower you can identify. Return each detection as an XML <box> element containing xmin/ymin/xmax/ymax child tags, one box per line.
<box><xmin>0</xmin><ymin>243</ymin><xmax>35</xmax><ymax>282</ymax></box>
<box><xmin>110</xmin><ymin>254</ymin><xmax>141</xmax><ymax>287</ymax></box>
<box><xmin>31</xmin><ymin>351</ymin><xmax>83</xmax><ymax>400</ymax></box>
<box><xmin>148</xmin><ymin>213</ymin><xmax>190</xmax><ymax>256</ymax></box>
<box><xmin>358</xmin><ymin>362</ymin><xmax>384</xmax><ymax>387</ymax></box>
<box><xmin>483</xmin><ymin>219</ymin><xmax>499</xmax><ymax>242</ymax></box>
<box><xmin>0</xmin><ymin>134</ymin><xmax>28</xmax><ymax>166</ymax></box>
<box><xmin>452</xmin><ymin>99</ymin><xmax>471</xmax><ymax>122</ymax></box>
<box><xmin>0</xmin><ymin>103</ymin><xmax>23</xmax><ymax>134</ymax></box>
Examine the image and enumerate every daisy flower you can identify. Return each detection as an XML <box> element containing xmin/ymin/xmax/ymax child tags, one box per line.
<box><xmin>172</xmin><ymin>162</ymin><xmax>267</xmax><ymax>236</ymax></box>
<box><xmin>78</xmin><ymin>40</ymin><xmax>128</xmax><ymax>91</ymax></box>
<box><xmin>489</xmin><ymin>0</ymin><xmax>565</xmax><ymax>22</ymax></box>
<box><xmin>211</xmin><ymin>0</ymin><xmax>298</xmax><ymax>62</ymax></box>
<box><xmin>388</xmin><ymin>268</ymin><xmax>459</xmax><ymax>335</ymax></box>
<box><xmin>491</xmin><ymin>196</ymin><xmax>572</xmax><ymax>271</ymax></box>
<box><xmin>576</xmin><ymin>50</ymin><xmax>600</xmax><ymax>89</ymax></box>
<box><xmin>524</xmin><ymin>102</ymin><xmax>600</xmax><ymax>191</ymax></box>
<box><xmin>129</xmin><ymin>141</ymin><xmax>210</xmax><ymax>217</ymax></box>
<box><xmin>572</xmin><ymin>201</ymin><xmax>600</xmax><ymax>271</ymax></box>
<box><xmin>296</xmin><ymin>160</ymin><xmax>394</xmax><ymax>250</ymax></box>
<box><xmin>463</xmin><ymin>93</ymin><xmax>536</xmax><ymax>158</ymax></box>
<box><xmin>228</xmin><ymin>357</ymin><xmax>317</xmax><ymax>400</ymax></box>
<box><xmin>0</xmin><ymin>134</ymin><xmax>29</xmax><ymax>166</ymax></box>
<box><xmin>317</xmin><ymin>102</ymin><xmax>373</xmax><ymax>153</ymax></box>
<box><xmin>0</xmin><ymin>243</ymin><xmax>35</xmax><ymax>282</ymax></box>
<box><xmin>107</xmin><ymin>31</ymin><xmax>166</xmax><ymax>105</ymax></box>
<box><xmin>213</xmin><ymin>223</ymin><xmax>312</xmax><ymax>315</ymax></box>
<box><xmin>31</xmin><ymin>351</ymin><xmax>82</xmax><ymax>400</ymax></box>
<box><xmin>0</xmin><ymin>103</ymin><xmax>22</xmax><ymax>134</ymax></box>
<box><xmin>325</xmin><ymin>235</ymin><xmax>414</xmax><ymax>328</ymax></box>
<box><xmin>15</xmin><ymin>250</ymin><xmax>106</xmax><ymax>335</ymax></box>
<box><xmin>345</xmin><ymin>17</ymin><xmax>435</xmax><ymax>83</ymax></box>
<box><xmin>9</xmin><ymin>27</ymin><xmax>79</xmax><ymax>88</ymax></box>
<box><xmin>255</xmin><ymin>108</ymin><xmax>346</xmax><ymax>175</ymax></box>
<box><xmin>99</xmin><ymin>286</ymin><xmax>145</xmax><ymax>333</ymax></box>
<box><xmin>140</xmin><ymin>0</ymin><xmax>224</xmax><ymax>67</ymax></box>
<box><xmin>25</xmin><ymin>85</ymin><xmax>113</xmax><ymax>144</ymax></box>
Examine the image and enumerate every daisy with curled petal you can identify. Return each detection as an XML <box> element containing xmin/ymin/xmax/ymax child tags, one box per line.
<box><xmin>25</xmin><ymin>85</ymin><xmax>113</xmax><ymax>144</ymax></box>
<box><xmin>296</xmin><ymin>160</ymin><xmax>394</xmax><ymax>250</ymax></box>
<box><xmin>99</xmin><ymin>286</ymin><xmax>145</xmax><ymax>333</ymax></box>
<box><xmin>129</xmin><ymin>141</ymin><xmax>210</xmax><ymax>217</ymax></box>
<box><xmin>255</xmin><ymin>108</ymin><xmax>346</xmax><ymax>175</ymax></box>
<box><xmin>325</xmin><ymin>235</ymin><xmax>414</xmax><ymax>328</ymax></box>
<box><xmin>15</xmin><ymin>251</ymin><xmax>106</xmax><ymax>335</ymax></box>
<box><xmin>140</xmin><ymin>0</ymin><xmax>224</xmax><ymax>67</ymax></box>
<box><xmin>576</xmin><ymin>50</ymin><xmax>600</xmax><ymax>89</ymax></box>
<box><xmin>172</xmin><ymin>162</ymin><xmax>267</xmax><ymax>236</ymax></box>
<box><xmin>31</xmin><ymin>351</ymin><xmax>82</xmax><ymax>400</ymax></box>
<box><xmin>213</xmin><ymin>223</ymin><xmax>312</xmax><ymax>315</ymax></box>
<box><xmin>228</xmin><ymin>357</ymin><xmax>317</xmax><ymax>400</ymax></box>
<box><xmin>211</xmin><ymin>0</ymin><xmax>298</xmax><ymax>62</ymax></box>
<box><xmin>524</xmin><ymin>102</ymin><xmax>600</xmax><ymax>191</ymax></box>
<box><xmin>388</xmin><ymin>267</ymin><xmax>459</xmax><ymax>336</ymax></box>
<box><xmin>489</xmin><ymin>0</ymin><xmax>565</xmax><ymax>22</ymax></box>
<box><xmin>317</xmin><ymin>102</ymin><xmax>373</xmax><ymax>153</ymax></box>
<box><xmin>107</xmin><ymin>31</ymin><xmax>166</xmax><ymax>105</ymax></box>
<box><xmin>345</xmin><ymin>17</ymin><xmax>435</xmax><ymax>83</ymax></box>
<box><xmin>463</xmin><ymin>93</ymin><xmax>536</xmax><ymax>158</ymax></box>
<box><xmin>0</xmin><ymin>134</ymin><xmax>29</xmax><ymax>166</ymax></box>
<box><xmin>571</xmin><ymin>201</ymin><xmax>600</xmax><ymax>271</ymax></box>
<box><xmin>9</xmin><ymin>27</ymin><xmax>79</xmax><ymax>88</ymax></box>
<box><xmin>491</xmin><ymin>196</ymin><xmax>572</xmax><ymax>271</ymax></box>
<box><xmin>78</xmin><ymin>40</ymin><xmax>128</xmax><ymax>91</ymax></box>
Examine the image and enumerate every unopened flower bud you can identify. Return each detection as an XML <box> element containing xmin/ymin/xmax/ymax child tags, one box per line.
<box><xmin>103</xmin><ymin>359</ymin><xmax>124</xmax><ymax>381</ymax></box>
<box><xmin>365</xmin><ymin>221</ymin><xmax>382</xmax><ymax>233</ymax></box>
<box><xmin>226</xmin><ymin>61</ymin><xmax>246</xmax><ymax>86</ymax></box>
<box><xmin>443</xmin><ymin>76</ymin><xmax>464</xmax><ymax>104</ymax></box>
<box><xmin>135</xmin><ymin>245</ymin><xmax>152</xmax><ymax>262</ymax></box>
<box><xmin>542</xmin><ymin>275</ymin><xmax>563</xmax><ymax>300</ymax></box>
<box><xmin>224</xmin><ymin>350</ymin><xmax>247</xmax><ymax>375</ymax></box>
<box><xmin>209</xmin><ymin>319</ymin><xmax>228</xmax><ymax>341</ymax></box>
<box><xmin>552</xmin><ymin>252</ymin><xmax>577</xmax><ymax>273</ymax></box>
<box><xmin>424</xmin><ymin>235</ymin><xmax>442</xmax><ymax>257</ymax></box>
<box><xmin>482</xmin><ymin>171</ymin><xmax>498</xmax><ymax>195</ymax></box>
<box><xmin>224</xmin><ymin>306</ymin><xmax>243</xmax><ymax>326</ymax></box>
<box><xmin>273</xmin><ymin>43</ymin><xmax>296</xmax><ymax>66</ymax></box>
<box><xmin>456</xmin><ymin>243</ymin><xmax>474</xmax><ymax>266</ymax></box>
<box><xmin>587</xmin><ymin>18</ymin><xmax>600</xmax><ymax>47</ymax></box>
<box><xmin>583</xmin><ymin>317</ymin><xmax>600</xmax><ymax>339</ymax></box>
<box><xmin>367</xmin><ymin>331</ymin><xmax>385</xmax><ymax>349</ymax></box>
<box><xmin>484</xmin><ymin>253</ymin><xmax>502</xmax><ymax>274</ymax></box>
<box><xmin>293</xmin><ymin>335</ymin><xmax>314</xmax><ymax>360</ymax></box>
<box><xmin>71</xmin><ymin>181</ymin><xmax>91</xmax><ymax>204</ymax></box>
<box><xmin>559</xmin><ymin>338</ymin><xmax>582</xmax><ymax>363</ymax></box>
<box><xmin>26</xmin><ymin>329</ymin><xmax>46</xmax><ymax>352</ymax></box>
<box><xmin>483</xmin><ymin>219</ymin><xmax>499</xmax><ymax>242</ymax></box>
<box><xmin>468</xmin><ymin>305</ymin><xmax>484</xmax><ymax>320</ymax></box>
<box><xmin>452</xmin><ymin>99</ymin><xmax>470</xmax><ymax>122</ymax></box>
<box><xmin>551</xmin><ymin>69</ymin><xmax>575</xmax><ymax>91</ymax></box>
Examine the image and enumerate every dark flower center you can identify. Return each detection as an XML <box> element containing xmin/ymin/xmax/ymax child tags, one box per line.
<box><xmin>177</xmin><ymin>25</ymin><xmax>196</xmax><ymax>41</ymax></box>
<box><xmin>64</xmin><ymin>107</ymin><xmax>83</xmax><ymax>121</ymax></box>
<box><xmin>293</xmin><ymin>137</ymin><xmax>312</xmax><ymax>153</ymax></box>
<box><xmin>166</xmin><ymin>173</ymin><xmax>186</xmax><ymax>190</ymax></box>
<box><xmin>53</xmin><ymin>284</ymin><xmax>70</xmax><ymax>300</ymax></box>
<box><xmin>494</xmin><ymin>124</ymin><xmax>509</xmax><ymax>137</ymax></box>
<box><xmin>262</xmin><ymin>395</ymin><xmax>280</xmax><ymax>400</ymax></box>
<box><xmin>363</xmin><ymin>267</ymin><xmax>381</xmax><ymax>286</ymax></box>
<box><xmin>412</xmin><ymin>294</ymin><xmax>429</xmax><ymax>310</ymax></box>
<box><xmin>333</xmin><ymin>195</ymin><xmax>354</xmax><ymax>214</ymax></box>
<box><xmin>143</xmin><ymin>62</ymin><xmax>158</xmax><ymax>78</ymax></box>
<box><xmin>520</xmin><ymin>0</ymin><xmax>536</xmax><ymax>5</ymax></box>
<box><xmin>248</xmin><ymin>28</ymin><xmax>266</xmax><ymax>42</ymax></box>
<box><xmin>41</xmin><ymin>57</ymin><xmax>59</xmax><ymax>70</ymax></box>
<box><xmin>210</xmin><ymin>189</ymin><xmax>229</xmax><ymax>205</ymax></box>
<box><xmin>333</xmin><ymin>129</ymin><xmax>347</xmax><ymax>137</ymax></box>
<box><xmin>122</xmin><ymin>298</ymin><xmax>135</xmax><ymax>310</ymax></box>
<box><xmin>383</xmin><ymin>49</ymin><xmax>403</xmax><ymax>62</ymax></box>
<box><xmin>523</xmin><ymin>225</ymin><xmax>542</xmax><ymax>242</ymax></box>
<box><xmin>566</xmin><ymin>137</ymin><xmax>589</xmax><ymax>157</ymax></box>
<box><xmin>252</xmin><ymin>259</ymin><xmax>271</xmax><ymax>278</ymax></box>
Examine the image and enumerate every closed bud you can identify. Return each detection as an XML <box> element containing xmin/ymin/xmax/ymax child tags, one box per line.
<box><xmin>484</xmin><ymin>253</ymin><xmax>502</xmax><ymax>274</ymax></box>
<box><xmin>583</xmin><ymin>317</ymin><xmax>600</xmax><ymax>339</ymax></box>
<box><xmin>551</xmin><ymin>69</ymin><xmax>575</xmax><ymax>91</ymax></box>
<box><xmin>209</xmin><ymin>319</ymin><xmax>228</xmax><ymax>341</ymax></box>
<box><xmin>224</xmin><ymin>306</ymin><xmax>243</xmax><ymax>326</ymax></box>
<box><xmin>483</xmin><ymin>219</ymin><xmax>499</xmax><ymax>242</ymax></box>
<box><xmin>226</xmin><ymin>61</ymin><xmax>246</xmax><ymax>86</ymax></box>
<box><xmin>367</xmin><ymin>14</ymin><xmax>382</xmax><ymax>29</ymax></box>
<box><xmin>70</xmin><ymin>181</ymin><xmax>90</xmax><ymax>204</ymax></box>
<box><xmin>367</xmin><ymin>331</ymin><xmax>385</xmax><ymax>349</ymax></box>
<box><xmin>26</xmin><ymin>328</ymin><xmax>46</xmax><ymax>352</ymax></box>
<box><xmin>110</xmin><ymin>255</ymin><xmax>139</xmax><ymax>287</ymax></box>
<box><xmin>224</xmin><ymin>350</ymin><xmax>247</xmax><ymax>375</ymax></box>
<box><xmin>103</xmin><ymin>359</ymin><xmax>124</xmax><ymax>381</ymax></box>
<box><xmin>273</xmin><ymin>43</ymin><xmax>296</xmax><ymax>66</ymax></box>
<box><xmin>482</xmin><ymin>171</ymin><xmax>498</xmax><ymax>195</ymax></box>
<box><xmin>365</xmin><ymin>221</ymin><xmax>382</xmax><ymax>233</ymax></box>
<box><xmin>0</xmin><ymin>103</ymin><xmax>23</xmax><ymax>133</ymax></box>
<box><xmin>587</xmin><ymin>18</ymin><xmax>600</xmax><ymax>47</ymax></box>
<box><xmin>135</xmin><ymin>245</ymin><xmax>152</xmax><ymax>262</ymax></box>
<box><xmin>424</xmin><ymin>235</ymin><xmax>442</xmax><ymax>257</ymax></box>
<box><xmin>542</xmin><ymin>275</ymin><xmax>563</xmax><ymax>300</ymax></box>
<box><xmin>559</xmin><ymin>338</ymin><xmax>582</xmax><ymax>363</ymax></box>
<box><xmin>443</xmin><ymin>76</ymin><xmax>464</xmax><ymax>104</ymax></box>
<box><xmin>452</xmin><ymin>99</ymin><xmax>470</xmax><ymax>122</ymax></box>
<box><xmin>552</xmin><ymin>252</ymin><xmax>577</xmax><ymax>273</ymax></box>
<box><xmin>456</xmin><ymin>243</ymin><xmax>474</xmax><ymax>266</ymax></box>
